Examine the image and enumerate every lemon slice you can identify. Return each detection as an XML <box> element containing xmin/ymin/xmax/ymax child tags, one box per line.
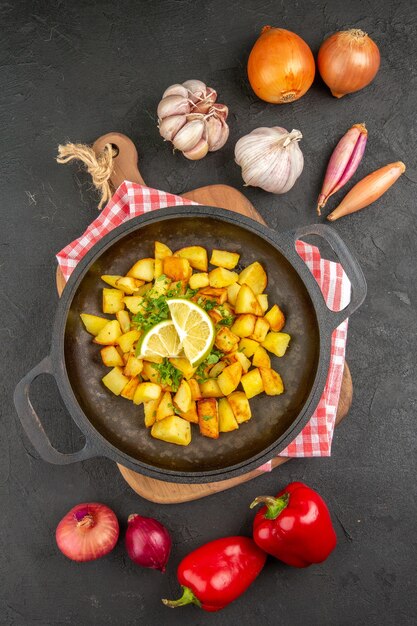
<box><xmin>137</xmin><ymin>320</ymin><xmax>182</xmax><ymax>359</ymax></box>
<box><xmin>167</xmin><ymin>298</ymin><xmax>215</xmax><ymax>365</ymax></box>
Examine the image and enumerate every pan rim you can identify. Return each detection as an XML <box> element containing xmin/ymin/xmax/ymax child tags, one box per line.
<box><xmin>52</xmin><ymin>206</ymin><xmax>331</xmax><ymax>483</ymax></box>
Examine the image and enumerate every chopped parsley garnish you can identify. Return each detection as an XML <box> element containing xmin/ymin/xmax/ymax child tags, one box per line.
<box><xmin>152</xmin><ymin>358</ymin><xmax>183</xmax><ymax>392</ymax></box>
<box><xmin>216</xmin><ymin>305</ymin><xmax>235</xmax><ymax>328</ymax></box>
<box><xmin>197</xmin><ymin>297</ymin><xmax>217</xmax><ymax>312</ymax></box>
<box><xmin>132</xmin><ymin>281</ymin><xmax>198</xmax><ymax>331</ymax></box>
<box><xmin>202</xmin><ymin>415</ymin><xmax>214</xmax><ymax>421</ymax></box>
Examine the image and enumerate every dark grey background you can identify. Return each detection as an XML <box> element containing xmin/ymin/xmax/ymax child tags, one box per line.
<box><xmin>2</xmin><ymin>1</ymin><xmax>416</xmax><ymax>624</ymax></box>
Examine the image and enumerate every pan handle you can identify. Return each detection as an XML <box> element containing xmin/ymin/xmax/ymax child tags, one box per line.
<box><xmin>14</xmin><ymin>356</ymin><xmax>99</xmax><ymax>465</ymax></box>
<box><xmin>292</xmin><ymin>224</ymin><xmax>367</xmax><ymax>329</ymax></box>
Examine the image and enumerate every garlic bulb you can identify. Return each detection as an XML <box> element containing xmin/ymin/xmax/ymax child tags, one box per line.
<box><xmin>235</xmin><ymin>127</ymin><xmax>304</xmax><ymax>193</ymax></box>
<box><xmin>157</xmin><ymin>80</ymin><xmax>229</xmax><ymax>160</ymax></box>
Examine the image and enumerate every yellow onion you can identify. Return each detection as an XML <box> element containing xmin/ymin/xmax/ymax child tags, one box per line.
<box><xmin>247</xmin><ymin>26</ymin><xmax>315</xmax><ymax>104</ymax></box>
<box><xmin>318</xmin><ymin>29</ymin><xmax>380</xmax><ymax>98</ymax></box>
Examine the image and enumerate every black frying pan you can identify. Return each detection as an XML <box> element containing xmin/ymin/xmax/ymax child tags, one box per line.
<box><xmin>14</xmin><ymin>207</ymin><xmax>366</xmax><ymax>482</ymax></box>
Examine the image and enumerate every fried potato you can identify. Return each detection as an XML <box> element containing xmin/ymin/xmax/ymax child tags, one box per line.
<box><xmin>215</xmin><ymin>327</ymin><xmax>240</xmax><ymax>353</ymax></box>
<box><xmin>80</xmin><ymin>313</ymin><xmax>109</xmax><ymax>336</ymax></box>
<box><xmin>154</xmin><ymin>258</ymin><xmax>164</xmax><ymax>279</ymax></box>
<box><xmin>100</xmin><ymin>346</ymin><xmax>124</xmax><ymax>367</ymax></box>
<box><xmin>235</xmin><ymin>284</ymin><xmax>263</xmax><ymax>316</ymax></box>
<box><xmin>218</xmin><ymin>397</ymin><xmax>239</xmax><ymax>432</ymax></box>
<box><xmin>199</xmin><ymin>379</ymin><xmax>224</xmax><ymax>398</ymax></box>
<box><xmin>197</xmin><ymin>398</ymin><xmax>219</xmax><ymax>439</ymax></box>
<box><xmin>227</xmin><ymin>282</ymin><xmax>241</xmax><ymax>306</ymax></box>
<box><xmin>257</xmin><ymin>294</ymin><xmax>269</xmax><ymax>314</ymax></box>
<box><xmin>163</xmin><ymin>256</ymin><xmax>191</xmax><ymax>281</ymax></box>
<box><xmin>217</xmin><ymin>362</ymin><xmax>242</xmax><ymax>396</ymax></box>
<box><xmin>168</xmin><ymin>357</ymin><xmax>196</xmax><ymax>380</ymax></box>
<box><xmin>116</xmin><ymin>310</ymin><xmax>131</xmax><ymax>333</ymax></box>
<box><xmin>188</xmin><ymin>378</ymin><xmax>202</xmax><ymax>400</ymax></box>
<box><xmin>174</xmin><ymin>246</ymin><xmax>208</xmax><ymax>271</ymax></box>
<box><xmin>155</xmin><ymin>241</ymin><xmax>173</xmax><ymax>259</ymax></box>
<box><xmin>228</xmin><ymin>391</ymin><xmax>252</xmax><ymax>423</ymax></box>
<box><xmin>122</xmin><ymin>295</ymin><xmax>145</xmax><ymax>314</ymax></box>
<box><xmin>123</xmin><ymin>354</ymin><xmax>143</xmax><ymax>378</ymax></box>
<box><xmin>156</xmin><ymin>391</ymin><xmax>175</xmax><ymax>421</ymax></box>
<box><xmin>94</xmin><ymin>320</ymin><xmax>122</xmax><ymax>345</ymax></box>
<box><xmin>101</xmin><ymin>275</ymin><xmax>123</xmax><ymax>288</ymax></box>
<box><xmin>115</xmin><ymin>276</ymin><xmax>140</xmax><ymax>294</ymax></box>
<box><xmin>103</xmin><ymin>288</ymin><xmax>125</xmax><ymax>314</ymax></box>
<box><xmin>261</xmin><ymin>332</ymin><xmax>291</xmax><ymax>357</ymax></box>
<box><xmin>238</xmin><ymin>337</ymin><xmax>259</xmax><ymax>357</ymax></box>
<box><xmin>151</xmin><ymin>415</ymin><xmax>191</xmax><ymax>446</ymax></box>
<box><xmin>173</xmin><ymin>380</ymin><xmax>192</xmax><ymax>413</ymax></box>
<box><xmin>208</xmin><ymin>267</ymin><xmax>239</xmax><ymax>288</ymax></box>
<box><xmin>117</xmin><ymin>329</ymin><xmax>141</xmax><ymax>353</ymax></box>
<box><xmin>238</xmin><ymin>261</ymin><xmax>267</xmax><ymax>295</ymax></box>
<box><xmin>252</xmin><ymin>345</ymin><xmax>271</xmax><ymax>368</ymax></box>
<box><xmin>127</xmin><ymin>258</ymin><xmax>155</xmax><ymax>281</ymax></box>
<box><xmin>120</xmin><ymin>377</ymin><xmax>139</xmax><ymax>400</ymax></box>
<box><xmin>210</xmin><ymin>249</ymin><xmax>240</xmax><ymax>270</ymax></box>
<box><xmin>144</xmin><ymin>398</ymin><xmax>160</xmax><ymax>427</ymax></box>
<box><xmin>189</xmin><ymin>272</ymin><xmax>210</xmax><ymax>290</ymax></box>
<box><xmin>102</xmin><ymin>367</ymin><xmax>129</xmax><ymax>395</ymax></box>
<box><xmin>133</xmin><ymin>382</ymin><xmax>162</xmax><ymax>405</ymax></box>
<box><xmin>176</xmin><ymin>400</ymin><xmax>199</xmax><ymax>423</ymax></box>
<box><xmin>264</xmin><ymin>304</ymin><xmax>286</xmax><ymax>331</ymax></box>
<box><xmin>231</xmin><ymin>314</ymin><xmax>256</xmax><ymax>338</ymax></box>
<box><xmin>249</xmin><ymin>317</ymin><xmax>270</xmax><ymax>343</ymax></box>
<box><xmin>240</xmin><ymin>368</ymin><xmax>264</xmax><ymax>399</ymax></box>
<box><xmin>259</xmin><ymin>367</ymin><xmax>284</xmax><ymax>395</ymax></box>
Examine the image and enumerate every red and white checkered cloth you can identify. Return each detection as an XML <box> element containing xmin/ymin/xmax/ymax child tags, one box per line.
<box><xmin>57</xmin><ymin>181</ymin><xmax>350</xmax><ymax>462</ymax></box>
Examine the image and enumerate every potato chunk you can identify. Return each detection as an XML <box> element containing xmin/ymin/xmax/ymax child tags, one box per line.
<box><xmin>228</xmin><ymin>391</ymin><xmax>252</xmax><ymax>423</ymax></box>
<box><xmin>175</xmin><ymin>246</ymin><xmax>208</xmax><ymax>271</ymax></box>
<box><xmin>189</xmin><ymin>272</ymin><xmax>209</xmax><ymax>290</ymax></box>
<box><xmin>102</xmin><ymin>288</ymin><xmax>125</xmax><ymax>314</ymax></box>
<box><xmin>133</xmin><ymin>382</ymin><xmax>162</xmax><ymax>405</ymax></box>
<box><xmin>227</xmin><ymin>282</ymin><xmax>241</xmax><ymax>306</ymax></box>
<box><xmin>163</xmin><ymin>256</ymin><xmax>191</xmax><ymax>281</ymax></box>
<box><xmin>257</xmin><ymin>294</ymin><xmax>269</xmax><ymax>314</ymax></box>
<box><xmin>156</xmin><ymin>391</ymin><xmax>175</xmax><ymax>421</ymax></box>
<box><xmin>233</xmin><ymin>350</ymin><xmax>251</xmax><ymax>373</ymax></box>
<box><xmin>168</xmin><ymin>357</ymin><xmax>196</xmax><ymax>380</ymax></box>
<box><xmin>123</xmin><ymin>354</ymin><xmax>143</xmax><ymax>378</ymax></box>
<box><xmin>94</xmin><ymin>320</ymin><xmax>122</xmax><ymax>345</ymax></box>
<box><xmin>154</xmin><ymin>258</ymin><xmax>164</xmax><ymax>279</ymax></box>
<box><xmin>116</xmin><ymin>310</ymin><xmax>131</xmax><ymax>334</ymax></box>
<box><xmin>218</xmin><ymin>397</ymin><xmax>239</xmax><ymax>432</ymax></box>
<box><xmin>176</xmin><ymin>400</ymin><xmax>199</xmax><ymax>424</ymax></box>
<box><xmin>249</xmin><ymin>317</ymin><xmax>270</xmax><ymax>343</ymax></box>
<box><xmin>261</xmin><ymin>332</ymin><xmax>291</xmax><ymax>357</ymax></box>
<box><xmin>199</xmin><ymin>379</ymin><xmax>224</xmax><ymax>398</ymax></box>
<box><xmin>151</xmin><ymin>415</ymin><xmax>191</xmax><ymax>446</ymax></box>
<box><xmin>235</xmin><ymin>284</ymin><xmax>263</xmax><ymax>316</ymax></box>
<box><xmin>117</xmin><ymin>329</ymin><xmax>141</xmax><ymax>353</ymax></box>
<box><xmin>144</xmin><ymin>399</ymin><xmax>160</xmax><ymax>427</ymax></box>
<box><xmin>240</xmin><ymin>368</ymin><xmax>264</xmax><ymax>399</ymax></box>
<box><xmin>102</xmin><ymin>367</ymin><xmax>129</xmax><ymax>396</ymax></box>
<box><xmin>115</xmin><ymin>276</ymin><xmax>140</xmax><ymax>294</ymax></box>
<box><xmin>173</xmin><ymin>379</ymin><xmax>192</xmax><ymax>413</ymax></box>
<box><xmin>155</xmin><ymin>241</ymin><xmax>172</xmax><ymax>259</ymax></box>
<box><xmin>210</xmin><ymin>249</ymin><xmax>240</xmax><ymax>270</ymax></box>
<box><xmin>197</xmin><ymin>398</ymin><xmax>219</xmax><ymax>439</ymax></box>
<box><xmin>252</xmin><ymin>345</ymin><xmax>271</xmax><ymax>368</ymax></box>
<box><xmin>238</xmin><ymin>261</ymin><xmax>267</xmax><ymax>295</ymax></box>
<box><xmin>101</xmin><ymin>275</ymin><xmax>123</xmax><ymax>288</ymax></box>
<box><xmin>231</xmin><ymin>314</ymin><xmax>256</xmax><ymax>338</ymax></box>
<box><xmin>208</xmin><ymin>267</ymin><xmax>239</xmax><ymax>288</ymax></box>
<box><xmin>238</xmin><ymin>338</ymin><xmax>259</xmax><ymax>357</ymax></box>
<box><xmin>215</xmin><ymin>327</ymin><xmax>240</xmax><ymax>353</ymax></box>
<box><xmin>217</xmin><ymin>362</ymin><xmax>242</xmax><ymax>396</ymax></box>
<box><xmin>122</xmin><ymin>296</ymin><xmax>145</xmax><ymax>314</ymax></box>
<box><xmin>121</xmin><ymin>377</ymin><xmax>139</xmax><ymax>400</ymax></box>
<box><xmin>80</xmin><ymin>313</ymin><xmax>109</xmax><ymax>336</ymax></box>
<box><xmin>264</xmin><ymin>305</ymin><xmax>286</xmax><ymax>331</ymax></box>
<box><xmin>100</xmin><ymin>346</ymin><xmax>124</xmax><ymax>367</ymax></box>
<box><xmin>127</xmin><ymin>258</ymin><xmax>155</xmax><ymax>281</ymax></box>
<box><xmin>188</xmin><ymin>378</ymin><xmax>202</xmax><ymax>400</ymax></box>
<box><xmin>259</xmin><ymin>368</ymin><xmax>284</xmax><ymax>395</ymax></box>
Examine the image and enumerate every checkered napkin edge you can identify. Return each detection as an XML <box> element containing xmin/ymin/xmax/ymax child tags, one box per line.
<box><xmin>56</xmin><ymin>181</ymin><xmax>350</xmax><ymax>461</ymax></box>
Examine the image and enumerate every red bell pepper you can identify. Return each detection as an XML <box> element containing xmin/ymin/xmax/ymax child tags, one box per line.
<box><xmin>162</xmin><ymin>536</ymin><xmax>266</xmax><ymax>612</ymax></box>
<box><xmin>251</xmin><ymin>481</ymin><xmax>337</xmax><ymax>568</ymax></box>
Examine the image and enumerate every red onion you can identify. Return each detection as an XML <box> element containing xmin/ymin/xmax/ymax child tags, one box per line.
<box><xmin>125</xmin><ymin>514</ymin><xmax>172</xmax><ymax>572</ymax></box>
<box><xmin>56</xmin><ymin>503</ymin><xmax>119</xmax><ymax>562</ymax></box>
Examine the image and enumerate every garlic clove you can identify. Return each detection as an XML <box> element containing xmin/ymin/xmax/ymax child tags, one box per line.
<box><xmin>172</xmin><ymin>119</ymin><xmax>205</xmax><ymax>152</ymax></box>
<box><xmin>157</xmin><ymin>95</ymin><xmax>190</xmax><ymax>121</ymax></box>
<box><xmin>158</xmin><ymin>114</ymin><xmax>187</xmax><ymax>141</ymax></box>
<box><xmin>183</xmin><ymin>138</ymin><xmax>209</xmax><ymax>160</ymax></box>
<box><xmin>206</xmin><ymin>116</ymin><xmax>229</xmax><ymax>151</ymax></box>
<box><xmin>182</xmin><ymin>79</ymin><xmax>207</xmax><ymax>102</ymax></box>
<box><xmin>209</xmin><ymin>103</ymin><xmax>228</xmax><ymax>120</ymax></box>
<box><xmin>193</xmin><ymin>87</ymin><xmax>218</xmax><ymax>113</ymax></box>
<box><xmin>162</xmin><ymin>83</ymin><xmax>189</xmax><ymax>99</ymax></box>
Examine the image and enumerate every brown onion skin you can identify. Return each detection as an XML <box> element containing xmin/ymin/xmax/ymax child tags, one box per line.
<box><xmin>318</xmin><ymin>29</ymin><xmax>380</xmax><ymax>98</ymax></box>
<box><xmin>55</xmin><ymin>503</ymin><xmax>119</xmax><ymax>562</ymax></box>
<box><xmin>248</xmin><ymin>26</ymin><xmax>315</xmax><ymax>104</ymax></box>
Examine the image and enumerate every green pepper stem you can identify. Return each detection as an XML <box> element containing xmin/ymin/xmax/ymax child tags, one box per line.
<box><xmin>250</xmin><ymin>493</ymin><xmax>290</xmax><ymax>520</ymax></box>
<box><xmin>162</xmin><ymin>586</ymin><xmax>201</xmax><ymax>609</ymax></box>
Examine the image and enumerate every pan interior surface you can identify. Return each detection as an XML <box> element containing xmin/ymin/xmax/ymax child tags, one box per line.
<box><xmin>64</xmin><ymin>215</ymin><xmax>319</xmax><ymax>473</ymax></box>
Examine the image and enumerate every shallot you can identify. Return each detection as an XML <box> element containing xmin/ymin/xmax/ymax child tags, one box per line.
<box><xmin>317</xmin><ymin>123</ymin><xmax>368</xmax><ymax>215</ymax></box>
<box><xmin>327</xmin><ymin>161</ymin><xmax>406</xmax><ymax>221</ymax></box>
<box><xmin>125</xmin><ymin>514</ymin><xmax>172</xmax><ymax>572</ymax></box>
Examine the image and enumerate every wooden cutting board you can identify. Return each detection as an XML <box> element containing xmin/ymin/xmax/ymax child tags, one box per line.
<box><xmin>56</xmin><ymin>132</ymin><xmax>353</xmax><ymax>504</ymax></box>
